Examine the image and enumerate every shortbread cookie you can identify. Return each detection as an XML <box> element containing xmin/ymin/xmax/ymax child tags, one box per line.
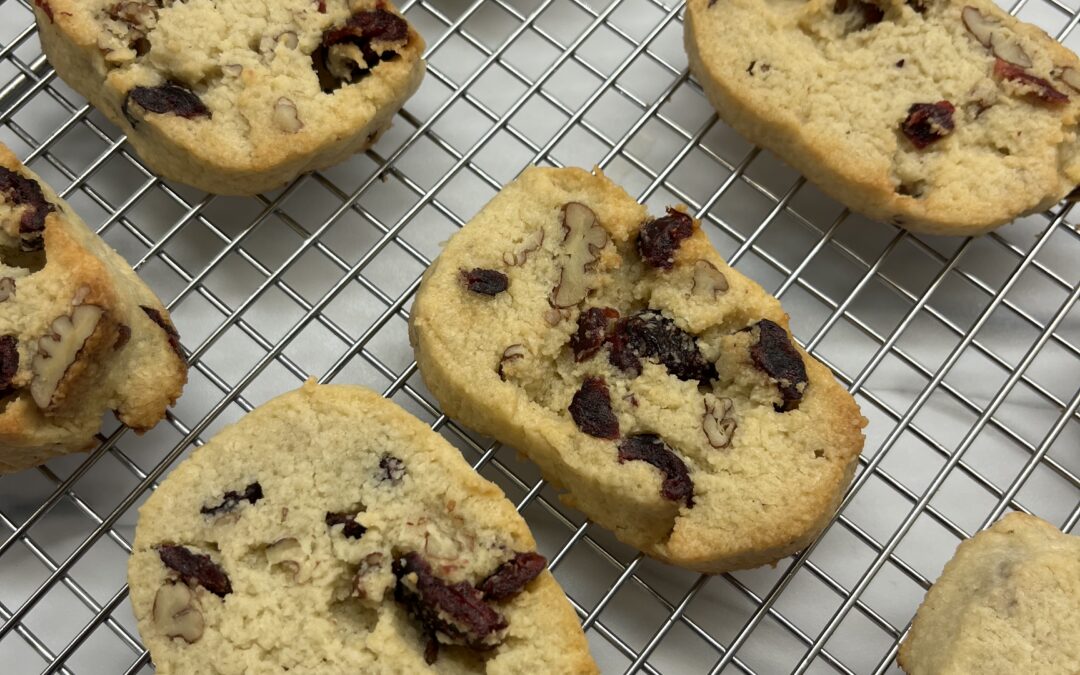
<box><xmin>0</xmin><ymin>144</ymin><xmax>187</xmax><ymax>474</ymax></box>
<box><xmin>899</xmin><ymin>513</ymin><xmax>1080</xmax><ymax>674</ymax></box>
<box><xmin>128</xmin><ymin>382</ymin><xmax>596</xmax><ymax>674</ymax></box>
<box><xmin>685</xmin><ymin>0</ymin><xmax>1080</xmax><ymax>235</ymax></box>
<box><xmin>33</xmin><ymin>0</ymin><xmax>425</xmax><ymax>195</ymax></box>
<box><xmin>409</xmin><ymin>167</ymin><xmax>866</xmax><ymax>574</ymax></box>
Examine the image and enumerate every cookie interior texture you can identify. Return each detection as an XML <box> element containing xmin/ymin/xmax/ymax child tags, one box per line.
<box><xmin>898</xmin><ymin>513</ymin><xmax>1080</xmax><ymax>674</ymax></box>
<box><xmin>0</xmin><ymin>143</ymin><xmax>186</xmax><ymax>473</ymax></box>
<box><xmin>33</xmin><ymin>0</ymin><xmax>425</xmax><ymax>194</ymax></box>
<box><xmin>685</xmin><ymin>0</ymin><xmax>1080</xmax><ymax>235</ymax></box>
<box><xmin>410</xmin><ymin>167</ymin><xmax>866</xmax><ymax>573</ymax></box>
<box><xmin>128</xmin><ymin>382</ymin><xmax>596</xmax><ymax>675</ymax></box>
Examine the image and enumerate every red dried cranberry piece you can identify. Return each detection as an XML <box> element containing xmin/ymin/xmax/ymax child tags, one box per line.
<box><xmin>479</xmin><ymin>551</ymin><xmax>547</xmax><ymax>601</ymax></box>
<box><xmin>993</xmin><ymin>59</ymin><xmax>1069</xmax><ymax>104</ymax></box>
<box><xmin>0</xmin><ymin>167</ymin><xmax>55</xmax><ymax>252</ymax></box>
<box><xmin>393</xmin><ymin>552</ymin><xmax>507</xmax><ymax>654</ymax></box>
<box><xmin>379</xmin><ymin>454</ymin><xmax>406</xmax><ymax>484</ymax></box>
<box><xmin>200</xmin><ymin>482</ymin><xmax>262</xmax><ymax>516</ymax></box>
<box><xmin>568</xmin><ymin>377</ymin><xmax>619</xmax><ymax>440</ymax></box>
<box><xmin>607</xmin><ymin>311</ymin><xmax>716</xmax><ymax>383</ymax></box>
<box><xmin>747</xmin><ymin>319</ymin><xmax>808</xmax><ymax>412</ymax></box>
<box><xmin>157</xmin><ymin>545</ymin><xmax>232</xmax><ymax>597</ymax></box>
<box><xmin>325</xmin><ymin>511</ymin><xmax>367</xmax><ymax>539</ymax></box>
<box><xmin>123</xmin><ymin>84</ymin><xmax>211</xmax><ymax>126</ymax></box>
<box><xmin>570</xmin><ymin>307</ymin><xmax>619</xmax><ymax>362</ymax></box>
<box><xmin>314</xmin><ymin>9</ymin><xmax>409</xmax><ymax>92</ymax></box>
<box><xmin>461</xmin><ymin>268</ymin><xmax>509</xmax><ymax>296</ymax></box>
<box><xmin>617</xmin><ymin>434</ymin><xmax>694</xmax><ymax>506</ymax></box>
<box><xmin>901</xmin><ymin>101</ymin><xmax>955</xmax><ymax>149</ymax></box>
<box><xmin>637</xmin><ymin>208</ymin><xmax>694</xmax><ymax>269</ymax></box>
<box><xmin>140</xmin><ymin>306</ymin><xmax>184</xmax><ymax>359</ymax></box>
<box><xmin>0</xmin><ymin>335</ymin><xmax>18</xmax><ymax>393</ymax></box>
<box><xmin>315</xmin><ymin>0</ymin><xmax>327</xmax><ymax>11</ymax></box>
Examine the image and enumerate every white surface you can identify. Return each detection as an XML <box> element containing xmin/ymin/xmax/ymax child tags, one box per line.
<box><xmin>0</xmin><ymin>0</ymin><xmax>1078</xmax><ymax>673</ymax></box>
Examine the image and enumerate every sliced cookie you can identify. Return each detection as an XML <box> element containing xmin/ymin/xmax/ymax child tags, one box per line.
<box><xmin>409</xmin><ymin>167</ymin><xmax>866</xmax><ymax>573</ymax></box>
<box><xmin>128</xmin><ymin>381</ymin><xmax>597</xmax><ymax>674</ymax></box>
<box><xmin>899</xmin><ymin>513</ymin><xmax>1080</xmax><ymax>674</ymax></box>
<box><xmin>685</xmin><ymin>0</ymin><xmax>1080</xmax><ymax>235</ymax></box>
<box><xmin>0</xmin><ymin>143</ymin><xmax>186</xmax><ymax>474</ymax></box>
<box><xmin>33</xmin><ymin>0</ymin><xmax>425</xmax><ymax>195</ymax></box>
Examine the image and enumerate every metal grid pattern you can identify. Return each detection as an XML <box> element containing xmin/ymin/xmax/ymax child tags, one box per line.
<box><xmin>1</xmin><ymin>0</ymin><xmax>1078</xmax><ymax>671</ymax></box>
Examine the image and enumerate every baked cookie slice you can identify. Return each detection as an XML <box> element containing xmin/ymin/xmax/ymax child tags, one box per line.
<box><xmin>685</xmin><ymin>0</ymin><xmax>1080</xmax><ymax>235</ymax></box>
<box><xmin>409</xmin><ymin>167</ymin><xmax>866</xmax><ymax>574</ymax></box>
<box><xmin>899</xmin><ymin>513</ymin><xmax>1080</xmax><ymax>674</ymax></box>
<box><xmin>33</xmin><ymin>0</ymin><xmax>425</xmax><ymax>195</ymax></box>
<box><xmin>128</xmin><ymin>382</ymin><xmax>596</xmax><ymax>674</ymax></box>
<box><xmin>0</xmin><ymin>144</ymin><xmax>186</xmax><ymax>474</ymax></box>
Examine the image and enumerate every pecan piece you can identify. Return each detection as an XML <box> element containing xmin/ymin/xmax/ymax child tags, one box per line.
<box><xmin>568</xmin><ymin>376</ymin><xmax>619</xmax><ymax>440</ymax></box>
<box><xmin>152</xmin><ymin>582</ymin><xmax>204</xmax><ymax>643</ymax></box>
<box><xmin>157</xmin><ymin>545</ymin><xmax>232</xmax><ymax>597</ymax></box>
<box><xmin>617</xmin><ymin>434</ymin><xmax>694</xmax><ymax>506</ymax></box>
<box><xmin>551</xmin><ymin>202</ymin><xmax>608</xmax><ymax>308</ymax></box>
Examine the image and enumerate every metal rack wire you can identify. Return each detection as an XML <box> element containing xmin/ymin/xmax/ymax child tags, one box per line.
<box><xmin>1</xmin><ymin>0</ymin><xmax>1078</xmax><ymax>672</ymax></box>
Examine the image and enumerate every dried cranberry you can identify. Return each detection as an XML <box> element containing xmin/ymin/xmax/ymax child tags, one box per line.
<box><xmin>479</xmin><ymin>551</ymin><xmax>546</xmax><ymax>601</ymax></box>
<box><xmin>200</xmin><ymin>482</ymin><xmax>262</xmax><ymax>516</ymax></box>
<box><xmin>0</xmin><ymin>167</ymin><xmax>55</xmax><ymax>252</ymax></box>
<box><xmin>0</xmin><ymin>335</ymin><xmax>18</xmax><ymax>392</ymax></box>
<box><xmin>637</xmin><ymin>209</ymin><xmax>693</xmax><ymax>269</ymax></box>
<box><xmin>901</xmin><ymin>101</ymin><xmax>955</xmax><ymax>149</ymax></box>
<box><xmin>568</xmin><ymin>377</ymin><xmax>619</xmax><ymax>440</ymax></box>
<box><xmin>141</xmin><ymin>306</ymin><xmax>184</xmax><ymax>359</ymax></box>
<box><xmin>993</xmin><ymin>59</ymin><xmax>1069</xmax><ymax>104</ymax></box>
<box><xmin>608</xmin><ymin>311</ymin><xmax>716</xmax><ymax>383</ymax></box>
<box><xmin>157</xmin><ymin>545</ymin><xmax>232</xmax><ymax>597</ymax></box>
<box><xmin>314</xmin><ymin>9</ymin><xmax>409</xmax><ymax>92</ymax></box>
<box><xmin>570</xmin><ymin>307</ymin><xmax>619</xmax><ymax>362</ymax></box>
<box><xmin>325</xmin><ymin>512</ymin><xmax>367</xmax><ymax>539</ymax></box>
<box><xmin>393</xmin><ymin>552</ymin><xmax>507</xmax><ymax>654</ymax></box>
<box><xmin>123</xmin><ymin>83</ymin><xmax>211</xmax><ymax>126</ymax></box>
<box><xmin>617</xmin><ymin>434</ymin><xmax>694</xmax><ymax>506</ymax></box>
<box><xmin>379</xmin><ymin>454</ymin><xmax>406</xmax><ymax>484</ymax></box>
<box><xmin>461</xmin><ymin>268</ymin><xmax>508</xmax><ymax>296</ymax></box>
<box><xmin>747</xmin><ymin>319</ymin><xmax>808</xmax><ymax>412</ymax></box>
<box><xmin>316</xmin><ymin>0</ymin><xmax>327</xmax><ymax>11</ymax></box>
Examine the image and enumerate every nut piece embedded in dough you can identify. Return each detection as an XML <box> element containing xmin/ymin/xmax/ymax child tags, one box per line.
<box><xmin>0</xmin><ymin>277</ymin><xmax>14</xmax><ymax>302</ymax></box>
<box><xmin>1060</xmin><ymin>67</ymin><xmax>1080</xmax><ymax>93</ymax></box>
<box><xmin>30</xmin><ymin>304</ymin><xmax>104</xmax><ymax>410</ymax></box>
<box><xmin>152</xmin><ymin>583</ymin><xmax>204</xmax><ymax>643</ymax></box>
<box><xmin>551</xmin><ymin>202</ymin><xmax>608</xmax><ymax>308</ymax></box>
<box><xmin>691</xmin><ymin>260</ymin><xmax>729</xmax><ymax>299</ymax></box>
<box><xmin>273</xmin><ymin>97</ymin><xmax>304</xmax><ymax>133</ymax></box>
<box><xmin>990</xmin><ymin>32</ymin><xmax>1032</xmax><ymax>68</ymax></box>
<box><xmin>502</xmin><ymin>229</ymin><xmax>544</xmax><ymax>267</ymax></box>
<box><xmin>961</xmin><ymin>6</ymin><xmax>998</xmax><ymax>47</ymax></box>
<box><xmin>702</xmin><ymin>393</ymin><xmax>737</xmax><ymax>448</ymax></box>
<box><xmin>265</xmin><ymin>537</ymin><xmax>304</xmax><ymax>578</ymax></box>
<box><xmin>496</xmin><ymin>344</ymin><xmax>526</xmax><ymax>381</ymax></box>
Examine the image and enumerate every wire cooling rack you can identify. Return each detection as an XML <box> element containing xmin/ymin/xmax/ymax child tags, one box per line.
<box><xmin>1</xmin><ymin>0</ymin><xmax>1079</xmax><ymax>672</ymax></box>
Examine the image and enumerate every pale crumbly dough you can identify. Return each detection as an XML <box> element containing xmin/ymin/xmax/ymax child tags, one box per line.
<box><xmin>128</xmin><ymin>381</ymin><xmax>597</xmax><ymax>675</ymax></box>
<box><xmin>409</xmin><ymin>167</ymin><xmax>867</xmax><ymax>574</ymax></box>
<box><xmin>899</xmin><ymin>513</ymin><xmax>1080</xmax><ymax>674</ymax></box>
<box><xmin>685</xmin><ymin>0</ymin><xmax>1080</xmax><ymax>235</ymax></box>
<box><xmin>33</xmin><ymin>0</ymin><xmax>425</xmax><ymax>195</ymax></box>
<box><xmin>0</xmin><ymin>143</ymin><xmax>187</xmax><ymax>474</ymax></box>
